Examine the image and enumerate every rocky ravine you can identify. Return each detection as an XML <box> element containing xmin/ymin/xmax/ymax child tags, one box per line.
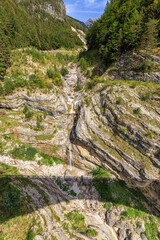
<box><xmin>75</xmin><ymin>83</ymin><xmax>160</xmax><ymax>210</ymax></box>
<box><xmin>0</xmin><ymin>58</ymin><xmax>160</xmax><ymax>239</ymax></box>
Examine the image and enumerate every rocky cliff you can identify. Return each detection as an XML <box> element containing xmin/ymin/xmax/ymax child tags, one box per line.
<box><xmin>0</xmin><ymin>49</ymin><xmax>160</xmax><ymax>240</ymax></box>
<box><xmin>18</xmin><ymin>0</ymin><xmax>66</xmax><ymax>20</ymax></box>
<box><xmin>85</xmin><ymin>18</ymin><xmax>98</xmax><ymax>29</ymax></box>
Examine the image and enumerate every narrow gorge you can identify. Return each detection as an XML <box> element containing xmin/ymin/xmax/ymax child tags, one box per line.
<box><xmin>0</xmin><ymin>0</ymin><xmax>160</xmax><ymax>239</ymax></box>
<box><xmin>0</xmin><ymin>50</ymin><xmax>160</xmax><ymax>240</ymax></box>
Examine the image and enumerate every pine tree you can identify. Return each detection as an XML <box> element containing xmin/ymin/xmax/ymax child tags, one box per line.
<box><xmin>0</xmin><ymin>23</ymin><xmax>10</xmax><ymax>79</ymax></box>
<box><xmin>146</xmin><ymin>18</ymin><xmax>158</xmax><ymax>50</ymax></box>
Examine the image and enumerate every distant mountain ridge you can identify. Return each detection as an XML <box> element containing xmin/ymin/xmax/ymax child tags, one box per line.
<box><xmin>85</xmin><ymin>18</ymin><xmax>99</xmax><ymax>29</ymax></box>
<box><xmin>68</xmin><ymin>16</ymin><xmax>99</xmax><ymax>30</ymax></box>
<box><xmin>68</xmin><ymin>16</ymin><xmax>87</xmax><ymax>30</ymax></box>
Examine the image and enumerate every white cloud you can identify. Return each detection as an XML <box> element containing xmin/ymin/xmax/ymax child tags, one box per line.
<box><xmin>65</xmin><ymin>0</ymin><xmax>106</xmax><ymax>17</ymax></box>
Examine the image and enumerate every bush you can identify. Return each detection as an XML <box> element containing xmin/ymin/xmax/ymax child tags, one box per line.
<box><xmin>61</xmin><ymin>67</ymin><xmax>68</xmax><ymax>76</ymax></box>
<box><xmin>25</xmin><ymin>48</ymin><xmax>45</xmax><ymax>64</ymax></box>
<box><xmin>41</xmin><ymin>153</ymin><xmax>53</xmax><ymax>166</ymax></box>
<box><xmin>75</xmin><ymin>84</ymin><xmax>82</xmax><ymax>91</ymax></box>
<box><xmin>80</xmin><ymin>57</ymin><xmax>88</xmax><ymax>71</ymax></box>
<box><xmin>36</xmin><ymin>115</ymin><xmax>43</xmax><ymax>129</ymax></box>
<box><xmin>116</xmin><ymin>97</ymin><xmax>123</xmax><ymax>105</ymax></box>
<box><xmin>0</xmin><ymin>83</ymin><xmax>3</xmax><ymax>95</ymax></box>
<box><xmin>53</xmin><ymin>77</ymin><xmax>63</xmax><ymax>86</ymax></box>
<box><xmin>4</xmin><ymin>78</ymin><xmax>15</xmax><ymax>95</ymax></box>
<box><xmin>86</xmin><ymin>69</ymin><xmax>91</xmax><ymax>78</ymax></box>
<box><xmin>2</xmin><ymin>189</ymin><xmax>20</xmax><ymax>215</ymax></box>
<box><xmin>14</xmin><ymin>77</ymin><xmax>28</xmax><ymax>88</ymax></box>
<box><xmin>134</xmin><ymin>107</ymin><xmax>141</xmax><ymax>114</ymax></box>
<box><xmin>23</xmin><ymin>104</ymin><xmax>33</xmax><ymax>121</ymax></box>
<box><xmin>11</xmin><ymin>145</ymin><xmax>38</xmax><ymax>161</ymax></box>
<box><xmin>141</xmin><ymin>92</ymin><xmax>151</xmax><ymax>101</ymax></box>
<box><xmin>86</xmin><ymin>76</ymin><xmax>101</xmax><ymax>90</ymax></box>
<box><xmin>104</xmin><ymin>202</ymin><xmax>110</xmax><ymax>211</ymax></box>
<box><xmin>23</xmin><ymin>105</ymin><xmax>28</xmax><ymax>114</ymax></box>
<box><xmin>25</xmin><ymin>111</ymin><xmax>33</xmax><ymax>121</ymax></box>
<box><xmin>29</xmin><ymin>72</ymin><xmax>45</xmax><ymax>88</ymax></box>
<box><xmin>47</xmin><ymin>69</ymin><xmax>60</xmax><ymax>79</ymax></box>
<box><xmin>146</xmin><ymin>131</ymin><xmax>154</xmax><ymax>138</ymax></box>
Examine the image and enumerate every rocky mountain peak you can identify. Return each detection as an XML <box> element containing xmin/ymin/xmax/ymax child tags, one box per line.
<box><xmin>85</xmin><ymin>18</ymin><xmax>98</xmax><ymax>28</ymax></box>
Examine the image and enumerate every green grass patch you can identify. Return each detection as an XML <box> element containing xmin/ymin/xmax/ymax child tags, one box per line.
<box><xmin>65</xmin><ymin>210</ymin><xmax>98</xmax><ymax>237</ymax></box>
<box><xmin>10</xmin><ymin>143</ymin><xmax>63</xmax><ymax>166</ymax></box>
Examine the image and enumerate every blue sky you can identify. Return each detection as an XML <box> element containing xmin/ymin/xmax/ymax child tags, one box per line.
<box><xmin>63</xmin><ymin>0</ymin><xmax>107</xmax><ymax>22</ymax></box>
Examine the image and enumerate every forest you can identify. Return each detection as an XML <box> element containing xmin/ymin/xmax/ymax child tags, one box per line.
<box><xmin>86</xmin><ymin>0</ymin><xmax>160</xmax><ymax>63</ymax></box>
<box><xmin>0</xmin><ymin>0</ymin><xmax>85</xmax><ymax>78</ymax></box>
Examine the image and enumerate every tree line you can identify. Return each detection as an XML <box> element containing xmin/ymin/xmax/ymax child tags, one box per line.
<box><xmin>0</xmin><ymin>0</ymin><xmax>85</xmax><ymax>78</ymax></box>
<box><xmin>86</xmin><ymin>0</ymin><xmax>160</xmax><ymax>63</ymax></box>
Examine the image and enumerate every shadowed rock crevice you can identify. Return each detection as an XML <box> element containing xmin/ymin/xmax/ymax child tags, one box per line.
<box><xmin>0</xmin><ymin>174</ymin><xmax>159</xmax><ymax>224</ymax></box>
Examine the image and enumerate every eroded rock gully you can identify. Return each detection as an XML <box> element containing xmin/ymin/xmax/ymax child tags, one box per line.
<box><xmin>0</xmin><ymin>63</ymin><xmax>160</xmax><ymax>240</ymax></box>
<box><xmin>75</xmin><ymin>84</ymin><xmax>160</xmax><ymax>211</ymax></box>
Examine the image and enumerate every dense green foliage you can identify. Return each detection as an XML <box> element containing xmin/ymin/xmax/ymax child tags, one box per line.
<box><xmin>0</xmin><ymin>24</ymin><xmax>10</xmax><ymax>79</ymax></box>
<box><xmin>86</xmin><ymin>0</ymin><xmax>160</xmax><ymax>62</ymax></box>
<box><xmin>4</xmin><ymin>78</ymin><xmax>15</xmax><ymax>95</ymax></box>
<box><xmin>10</xmin><ymin>144</ymin><xmax>63</xmax><ymax>166</ymax></box>
<box><xmin>0</xmin><ymin>0</ymin><xmax>83</xmax><ymax>51</ymax></box>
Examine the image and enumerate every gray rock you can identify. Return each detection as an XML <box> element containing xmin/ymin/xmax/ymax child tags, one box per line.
<box><xmin>33</xmin><ymin>234</ymin><xmax>44</xmax><ymax>240</ymax></box>
<box><xmin>118</xmin><ymin>228</ymin><xmax>127</xmax><ymax>240</ymax></box>
<box><xmin>106</xmin><ymin>211</ymin><xmax>117</xmax><ymax>227</ymax></box>
<box><xmin>141</xmin><ymin>233</ymin><xmax>148</xmax><ymax>240</ymax></box>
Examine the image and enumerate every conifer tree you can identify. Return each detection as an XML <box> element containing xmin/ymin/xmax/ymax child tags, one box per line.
<box><xmin>0</xmin><ymin>23</ymin><xmax>10</xmax><ymax>79</ymax></box>
<box><xmin>146</xmin><ymin>18</ymin><xmax>158</xmax><ymax>50</ymax></box>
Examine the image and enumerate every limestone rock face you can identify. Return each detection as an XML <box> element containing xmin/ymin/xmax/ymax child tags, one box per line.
<box><xmin>0</xmin><ymin>51</ymin><xmax>160</xmax><ymax>240</ymax></box>
<box><xmin>75</xmin><ymin>84</ymin><xmax>160</xmax><ymax>211</ymax></box>
<box><xmin>17</xmin><ymin>0</ymin><xmax>66</xmax><ymax>20</ymax></box>
<box><xmin>103</xmin><ymin>51</ymin><xmax>160</xmax><ymax>83</ymax></box>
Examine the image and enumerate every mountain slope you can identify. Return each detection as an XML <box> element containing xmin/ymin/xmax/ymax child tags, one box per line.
<box><xmin>68</xmin><ymin>16</ymin><xmax>88</xmax><ymax>30</ymax></box>
<box><xmin>0</xmin><ymin>0</ymin><xmax>84</xmax><ymax>50</ymax></box>
<box><xmin>86</xmin><ymin>0</ymin><xmax>160</xmax><ymax>62</ymax></box>
<box><xmin>0</xmin><ymin>48</ymin><xmax>160</xmax><ymax>240</ymax></box>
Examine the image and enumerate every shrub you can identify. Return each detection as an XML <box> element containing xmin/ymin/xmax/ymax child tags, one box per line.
<box><xmin>86</xmin><ymin>228</ymin><xmax>98</xmax><ymax>237</ymax></box>
<box><xmin>2</xmin><ymin>189</ymin><xmax>20</xmax><ymax>215</ymax></box>
<box><xmin>23</xmin><ymin>105</ymin><xmax>28</xmax><ymax>114</ymax></box>
<box><xmin>130</xmin><ymin>82</ymin><xmax>138</xmax><ymax>89</ymax></box>
<box><xmin>104</xmin><ymin>202</ymin><xmax>110</xmax><ymax>211</ymax></box>
<box><xmin>80</xmin><ymin>57</ymin><xmax>88</xmax><ymax>71</ymax></box>
<box><xmin>14</xmin><ymin>77</ymin><xmax>28</xmax><ymax>88</ymax></box>
<box><xmin>75</xmin><ymin>83</ymin><xmax>82</xmax><ymax>91</ymax></box>
<box><xmin>11</xmin><ymin>145</ymin><xmax>38</xmax><ymax>161</ymax></box>
<box><xmin>25</xmin><ymin>48</ymin><xmax>44</xmax><ymax>64</ymax></box>
<box><xmin>47</xmin><ymin>69</ymin><xmax>60</xmax><ymax>79</ymax></box>
<box><xmin>29</xmin><ymin>72</ymin><xmax>45</xmax><ymax>88</ymax></box>
<box><xmin>36</xmin><ymin>115</ymin><xmax>42</xmax><ymax>129</ymax></box>
<box><xmin>134</xmin><ymin>107</ymin><xmax>141</xmax><ymax>114</ymax></box>
<box><xmin>116</xmin><ymin>97</ymin><xmax>123</xmax><ymax>105</ymax></box>
<box><xmin>4</xmin><ymin>78</ymin><xmax>15</xmax><ymax>95</ymax></box>
<box><xmin>86</xmin><ymin>76</ymin><xmax>101</xmax><ymax>90</ymax></box>
<box><xmin>25</xmin><ymin>111</ymin><xmax>33</xmax><ymax>121</ymax></box>
<box><xmin>141</xmin><ymin>92</ymin><xmax>151</xmax><ymax>101</ymax></box>
<box><xmin>53</xmin><ymin>77</ymin><xmax>63</xmax><ymax>86</ymax></box>
<box><xmin>86</xmin><ymin>69</ymin><xmax>91</xmax><ymax>78</ymax></box>
<box><xmin>40</xmin><ymin>153</ymin><xmax>53</xmax><ymax>166</ymax></box>
<box><xmin>146</xmin><ymin>131</ymin><xmax>154</xmax><ymax>138</ymax></box>
<box><xmin>121</xmin><ymin>128</ymin><xmax>127</xmax><ymax>134</ymax></box>
<box><xmin>61</xmin><ymin>67</ymin><xmax>68</xmax><ymax>76</ymax></box>
<box><xmin>25</xmin><ymin>146</ymin><xmax>38</xmax><ymax>160</ymax></box>
<box><xmin>29</xmin><ymin>74</ymin><xmax>36</xmax><ymax>81</ymax></box>
<box><xmin>0</xmin><ymin>83</ymin><xmax>3</xmax><ymax>95</ymax></box>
